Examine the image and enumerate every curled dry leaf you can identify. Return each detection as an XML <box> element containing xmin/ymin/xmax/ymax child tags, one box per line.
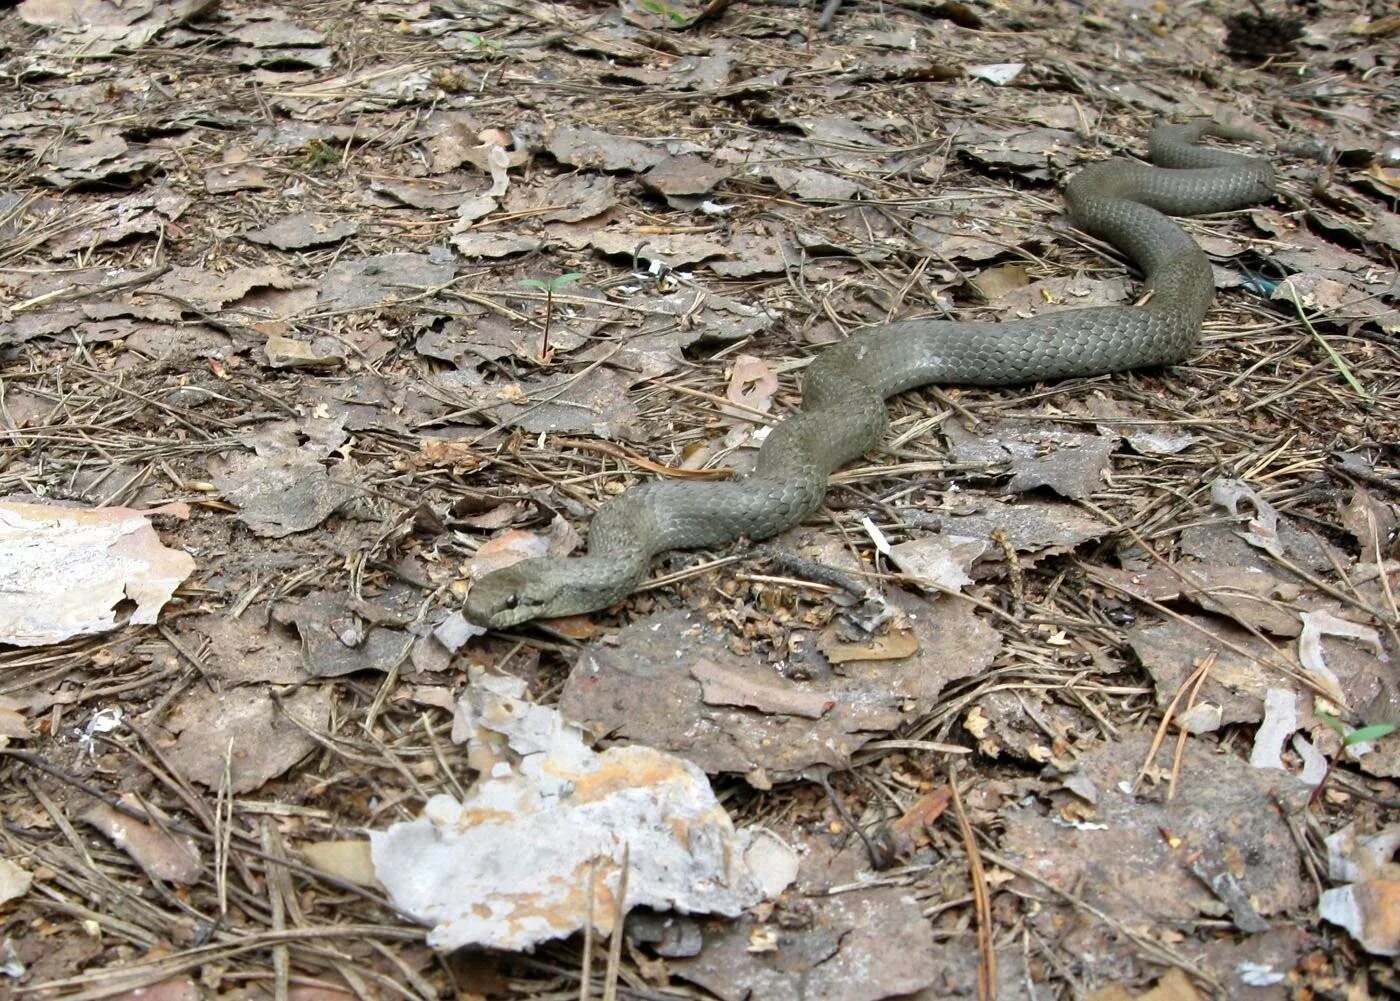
<box><xmin>1210</xmin><ymin>477</ymin><xmax>1284</xmax><ymax>557</ymax></box>
<box><xmin>725</xmin><ymin>354</ymin><xmax>778</xmax><ymax>413</ymax></box>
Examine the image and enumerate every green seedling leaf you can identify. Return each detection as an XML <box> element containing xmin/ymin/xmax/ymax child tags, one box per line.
<box><xmin>551</xmin><ymin>272</ymin><xmax>583</xmax><ymax>289</ymax></box>
<box><xmin>639</xmin><ymin>0</ymin><xmax>688</xmax><ymax>25</ymax></box>
<box><xmin>518</xmin><ymin>278</ymin><xmax>550</xmax><ymax>291</ymax></box>
<box><xmin>1343</xmin><ymin>722</ymin><xmax>1396</xmax><ymax>747</ymax></box>
<box><xmin>463</xmin><ymin>32</ymin><xmax>503</xmax><ymax>53</ymax></box>
<box><xmin>1316</xmin><ymin>711</ymin><xmax>1347</xmax><ymax>738</ymax></box>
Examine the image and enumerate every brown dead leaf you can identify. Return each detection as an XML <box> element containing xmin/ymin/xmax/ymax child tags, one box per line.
<box><xmin>544</xmin><ymin>124</ymin><xmax>666</xmax><ymax>173</ymax></box>
<box><xmin>165</xmin><ymin>684</ymin><xmax>332</xmax><ymax>794</ymax></box>
<box><xmin>905</xmin><ymin>498</ymin><xmax>1112</xmax><ymax>567</ymax></box>
<box><xmin>205</xmin><ymin>160</ymin><xmax>272</xmax><ymax>194</ymax></box>
<box><xmin>432</xmin><ymin>366</ymin><xmax>642</xmax><ymax>439</ymax></box>
<box><xmin>371</xmin><ymin>175</ymin><xmax>475</xmax><ymax>210</ymax></box>
<box><xmin>100</xmin><ymin>978</ymin><xmax>200</xmax><ymax>1001</ymax></box>
<box><xmin>821</xmin><ymin>624</ymin><xmax>919</xmax><ymax>663</ymax></box>
<box><xmin>209</xmin><ymin>449</ymin><xmax>358</xmax><ymax>538</ymax></box>
<box><xmin>449</xmin><ymin>231</ymin><xmax>541</xmax><ymax>258</ymax></box>
<box><xmin>228</xmin><ymin>15</ymin><xmax>325</xmax><ymax>48</ymax></box>
<box><xmin>878</xmin><ymin>787</ymin><xmax>953</xmax><ymax>859</ymax></box>
<box><xmin>271</xmin><ymin>589</ymin><xmax>415</xmax><ymax>679</ymax></box>
<box><xmin>943</xmin><ymin>419</ymin><xmax>1115</xmax><ymax>500</ymax></box>
<box><xmin>1127</xmin><ymin>614</ymin><xmax>1383</xmax><ymax>728</ymax></box>
<box><xmin>415</xmin><ymin>438</ymin><xmax>484</xmax><ymax>473</ymax></box>
<box><xmin>725</xmin><ymin>354</ymin><xmax>778</xmax><ymax>414</ymax></box>
<box><xmin>316</xmin><ymin>253</ymin><xmax>455</xmax><ymax>311</ymax></box>
<box><xmin>175</xmin><ymin>611</ymin><xmax>308</xmax><ymax>686</ymax></box>
<box><xmin>889</xmin><ymin>534</ymin><xmax>988</xmax><ymax>593</ymax></box>
<box><xmin>469</xmin><ymin>521</ymin><xmax>577</xmax><ymax>580</ymax></box>
<box><xmin>1085</xmin><ymin>969</ymin><xmax>1201</xmax><ymax>1001</ymax></box>
<box><xmin>244</xmin><ymin>212</ymin><xmax>359</xmax><ymax>250</ymax></box>
<box><xmin>643</xmin><ymin>154</ymin><xmax>732</xmax><ymax>197</ymax></box>
<box><xmin>1320</xmin><ymin>878</ymin><xmax>1400</xmax><ymax>958</ymax></box>
<box><xmin>81</xmin><ymin>798</ymin><xmax>201</xmax><ymax>885</ymax></box>
<box><xmin>263</xmin><ymin>334</ymin><xmax>344</xmax><ymax>369</ymax></box>
<box><xmin>301</xmin><ymin>839</ymin><xmax>378</xmax><ymax>887</ymax></box>
<box><xmin>671</xmin><ymin>884</ymin><xmax>936</xmax><ymax>1001</ymax></box>
<box><xmin>1340</xmin><ymin>486</ymin><xmax>1397</xmax><ymax>561</ymax></box>
<box><xmin>1002</xmin><ymin>731</ymin><xmax>1309</xmax><ymax>925</ymax></box>
<box><xmin>148</xmin><ymin>265</ymin><xmax>304</xmax><ymax>313</ymax></box>
<box><xmin>998</xmin><ymin>275</ymin><xmax>1135</xmax><ymax>317</ymax></box>
<box><xmin>506</xmin><ymin>172</ymin><xmax>618</xmax><ymax>223</ymax></box>
<box><xmin>967</xmin><ymin>262</ymin><xmax>1029</xmax><ymax>300</ymax></box>
<box><xmin>573</xmin><ymin>228</ymin><xmax>730</xmax><ymax>268</ymax></box>
<box><xmin>764</xmin><ymin>164</ymin><xmax>860</xmax><ymax>201</ymax></box>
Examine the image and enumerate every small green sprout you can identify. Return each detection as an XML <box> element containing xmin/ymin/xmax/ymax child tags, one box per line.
<box><xmin>462</xmin><ymin>32</ymin><xmax>504</xmax><ymax>55</ymax></box>
<box><xmin>517</xmin><ymin>272</ymin><xmax>582</xmax><ymax>363</ymax></box>
<box><xmin>638</xmin><ymin>0</ymin><xmax>689</xmax><ymax>26</ymax></box>
<box><xmin>1316</xmin><ymin>712</ymin><xmax>1396</xmax><ymax>749</ymax></box>
<box><xmin>1309</xmin><ymin>711</ymin><xmax>1396</xmax><ymax>806</ymax></box>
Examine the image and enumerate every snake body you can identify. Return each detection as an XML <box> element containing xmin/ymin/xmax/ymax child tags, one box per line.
<box><xmin>466</xmin><ymin>121</ymin><xmax>1274</xmax><ymax>629</ymax></box>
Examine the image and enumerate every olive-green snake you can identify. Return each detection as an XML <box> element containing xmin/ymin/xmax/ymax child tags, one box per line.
<box><xmin>466</xmin><ymin>120</ymin><xmax>1274</xmax><ymax>629</ymax></box>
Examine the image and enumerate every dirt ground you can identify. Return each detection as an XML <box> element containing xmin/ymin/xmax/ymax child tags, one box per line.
<box><xmin>1</xmin><ymin>0</ymin><xmax>1397</xmax><ymax>999</ymax></box>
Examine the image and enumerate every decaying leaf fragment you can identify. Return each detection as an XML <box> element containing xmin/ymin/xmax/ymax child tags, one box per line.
<box><xmin>0</xmin><ymin>500</ymin><xmax>194</xmax><ymax>647</ymax></box>
<box><xmin>0</xmin><ymin>858</ymin><xmax>31</xmax><ymax>906</ymax></box>
<box><xmin>1319</xmin><ymin>823</ymin><xmax>1400</xmax><ymax>957</ymax></box>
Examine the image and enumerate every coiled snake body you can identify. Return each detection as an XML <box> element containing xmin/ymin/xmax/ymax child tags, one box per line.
<box><xmin>466</xmin><ymin>121</ymin><xmax>1274</xmax><ymax>629</ymax></box>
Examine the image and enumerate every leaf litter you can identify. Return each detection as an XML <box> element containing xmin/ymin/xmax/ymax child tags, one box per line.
<box><xmin>0</xmin><ymin>0</ymin><xmax>1396</xmax><ymax>998</ymax></box>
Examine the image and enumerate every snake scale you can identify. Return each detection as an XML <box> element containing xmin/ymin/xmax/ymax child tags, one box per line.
<box><xmin>466</xmin><ymin>120</ymin><xmax>1275</xmax><ymax>629</ymax></box>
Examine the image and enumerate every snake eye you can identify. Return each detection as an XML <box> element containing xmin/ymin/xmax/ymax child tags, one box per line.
<box><xmin>503</xmin><ymin>594</ymin><xmax>519</xmax><ymax>610</ymax></box>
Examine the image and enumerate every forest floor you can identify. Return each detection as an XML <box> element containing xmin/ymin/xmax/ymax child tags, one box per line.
<box><xmin>0</xmin><ymin>1</ymin><xmax>1397</xmax><ymax>999</ymax></box>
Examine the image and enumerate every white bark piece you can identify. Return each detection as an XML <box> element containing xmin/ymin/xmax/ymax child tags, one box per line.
<box><xmin>372</xmin><ymin>668</ymin><xmax>766</xmax><ymax>951</ymax></box>
<box><xmin>0</xmin><ymin>500</ymin><xmax>194</xmax><ymax>647</ymax></box>
<box><xmin>1292</xmin><ymin>734</ymin><xmax>1328</xmax><ymax>786</ymax></box>
<box><xmin>1250</xmin><ymin>688</ymin><xmax>1298</xmax><ymax>770</ymax></box>
<box><xmin>1297</xmin><ymin>609</ymin><xmax>1383</xmax><ymax>709</ymax></box>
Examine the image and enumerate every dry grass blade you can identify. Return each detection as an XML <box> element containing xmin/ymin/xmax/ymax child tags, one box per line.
<box><xmin>602</xmin><ymin>842</ymin><xmax>630</xmax><ymax>1001</ymax></box>
<box><xmin>578</xmin><ymin>858</ymin><xmax>598</xmax><ymax>1001</ymax></box>
<box><xmin>948</xmin><ymin>766</ymin><xmax>996</xmax><ymax>1001</ymax></box>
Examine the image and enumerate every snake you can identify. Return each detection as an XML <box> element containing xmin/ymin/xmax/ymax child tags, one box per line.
<box><xmin>465</xmin><ymin>120</ymin><xmax>1275</xmax><ymax>629</ymax></box>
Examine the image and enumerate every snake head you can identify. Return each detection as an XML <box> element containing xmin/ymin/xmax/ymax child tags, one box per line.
<box><xmin>465</xmin><ymin>557</ymin><xmax>627</xmax><ymax>630</ymax></box>
<box><xmin>464</xmin><ymin>562</ymin><xmax>560</xmax><ymax>629</ymax></box>
<box><xmin>466</xmin><ymin>555</ymin><xmax>641</xmax><ymax>629</ymax></box>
